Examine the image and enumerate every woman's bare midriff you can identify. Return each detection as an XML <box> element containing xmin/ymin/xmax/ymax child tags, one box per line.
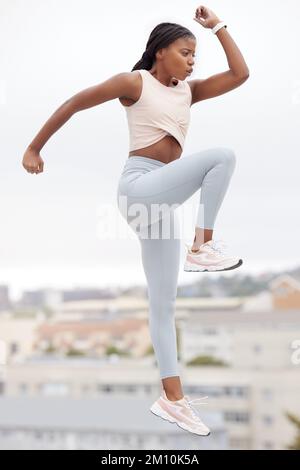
<box><xmin>119</xmin><ymin>75</ymin><xmax>184</xmax><ymax>164</ymax></box>
<box><xmin>128</xmin><ymin>135</ymin><xmax>182</xmax><ymax>164</ymax></box>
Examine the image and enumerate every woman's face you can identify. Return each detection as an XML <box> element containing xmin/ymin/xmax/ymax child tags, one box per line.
<box><xmin>165</xmin><ymin>37</ymin><xmax>197</xmax><ymax>79</ymax></box>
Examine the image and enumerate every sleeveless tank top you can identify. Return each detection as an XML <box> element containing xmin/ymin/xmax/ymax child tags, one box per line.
<box><xmin>124</xmin><ymin>69</ymin><xmax>192</xmax><ymax>152</ymax></box>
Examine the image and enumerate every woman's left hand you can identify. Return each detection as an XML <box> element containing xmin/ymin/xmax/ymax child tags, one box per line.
<box><xmin>193</xmin><ymin>5</ymin><xmax>221</xmax><ymax>29</ymax></box>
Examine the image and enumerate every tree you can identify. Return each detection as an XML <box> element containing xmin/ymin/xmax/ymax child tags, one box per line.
<box><xmin>285</xmin><ymin>412</ymin><xmax>300</xmax><ymax>450</ymax></box>
<box><xmin>187</xmin><ymin>355</ymin><xmax>229</xmax><ymax>367</ymax></box>
<box><xmin>105</xmin><ymin>345</ymin><xmax>130</xmax><ymax>357</ymax></box>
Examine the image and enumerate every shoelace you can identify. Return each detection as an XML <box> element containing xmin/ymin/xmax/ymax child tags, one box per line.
<box><xmin>207</xmin><ymin>240</ymin><xmax>228</xmax><ymax>255</ymax></box>
<box><xmin>185</xmin><ymin>240</ymin><xmax>228</xmax><ymax>256</ymax></box>
<box><xmin>183</xmin><ymin>394</ymin><xmax>209</xmax><ymax>422</ymax></box>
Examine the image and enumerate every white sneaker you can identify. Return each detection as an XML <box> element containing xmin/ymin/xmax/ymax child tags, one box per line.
<box><xmin>150</xmin><ymin>389</ymin><xmax>211</xmax><ymax>436</ymax></box>
<box><xmin>184</xmin><ymin>239</ymin><xmax>243</xmax><ymax>272</ymax></box>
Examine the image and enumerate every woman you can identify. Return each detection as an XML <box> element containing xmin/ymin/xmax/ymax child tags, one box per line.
<box><xmin>22</xmin><ymin>5</ymin><xmax>249</xmax><ymax>437</ymax></box>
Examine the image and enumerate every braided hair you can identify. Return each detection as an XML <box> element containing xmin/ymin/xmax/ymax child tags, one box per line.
<box><xmin>131</xmin><ymin>22</ymin><xmax>195</xmax><ymax>72</ymax></box>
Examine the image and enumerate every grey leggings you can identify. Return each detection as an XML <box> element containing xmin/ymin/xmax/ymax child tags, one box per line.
<box><xmin>117</xmin><ymin>147</ymin><xmax>236</xmax><ymax>379</ymax></box>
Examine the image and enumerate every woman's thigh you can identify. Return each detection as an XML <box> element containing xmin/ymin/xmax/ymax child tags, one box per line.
<box><xmin>127</xmin><ymin>147</ymin><xmax>235</xmax><ymax>205</ymax></box>
<box><xmin>117</xmin><ymin>147</ymin><xmax>235</xmax><ymax>234</ymax></box>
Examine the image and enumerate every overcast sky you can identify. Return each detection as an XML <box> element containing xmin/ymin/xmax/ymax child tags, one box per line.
<box><xmin>0</xmin><ymin>0</ymin><xmax>299</xmax><ymax>300</ymax></box>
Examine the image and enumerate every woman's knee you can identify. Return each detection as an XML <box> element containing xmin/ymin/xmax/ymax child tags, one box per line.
<box><xmin>221</xmin><ymin>147</ymin><xmax>236</xmax><ymax>169</ymax></box>
<box><xmin>212</xmin><ymin>147</ymin><xmax>236</xmax><ymax>174</ymax></box>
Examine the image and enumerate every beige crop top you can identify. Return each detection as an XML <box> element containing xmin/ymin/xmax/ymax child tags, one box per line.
<box><xmin>124</xmin><ymin>69</ymin><xmax>192</xmax><ymax>152</ymax></box>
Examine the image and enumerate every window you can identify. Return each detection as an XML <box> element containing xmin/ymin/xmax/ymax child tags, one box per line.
<box><xmin>224</xmin><ymin>411</ymin><xmax>250</xmax><ymax>423</ymax></box>
<box><xmin>263</xmin><ymin>440</ymin><xmax>274</xmax><ymax>449</ymax></box>
<box><xmin>203</xmin><ymin>346</ymin><xmax>217</xmax><ymax>353</ymax></box>
<box><xmin>34</xmin><ymin>430</ymin><xmax>43</xmax><ymax>440</ymax></box>
<box><xmin>187</xmin><ymin>385</ymin><xmax>222</xmax><ymax>397</ymax></box>
<box><xmin>262</xmin><ymin>388</ymin><xmax>273</xmax><ymax>401</ymax></box>
<box><xmin>10</xmin><ymin>342</ymin><xmax>19</xmax><ymax>355</ymax></box>
<box><xmin>224</xmin><ymin>386</ymin><xmax>248</xmax><ymax>397</ymax></box>
<box><xmin>41</xmin><ymin>383</ymin><xmax>69</xmax><ymax>396</ymax></box>
<box><xmin>203</xmin><ymin>328</ymin><xmax>218</xmax><ymax>335</ymax></box>
<box><xmin>19</xmin><ymin>383</ymin><xmax>28</xmax><ymax>395</ymax></box>
<box><xmin>276</xmin><ymin>286</ymin><xmax>290</xmax><ymax>296</ymax></box>
<box><xmin>253</xmin><ymin>344</ymin><xmax>262</xmax><ymax>354</ymax></box>
<box><xmin>262</xmin><ymin>415</ymin><xmax>274</xmax><ymax>426</ymax></box>
<box><xmin>230</xmin><ymin>437</ymin><xmax>251</xmax><ymax>449</ymax></box>
<box><xmin>98</xmin><ymin>384</ymin><xmax>112</xmax><ymax>393</ymax></box>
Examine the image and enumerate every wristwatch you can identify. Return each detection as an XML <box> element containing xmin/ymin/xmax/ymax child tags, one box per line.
<box><xmin>212</xmin><ymin>21</ymin><xmax>227</xmax><ymax>34</ymax></box>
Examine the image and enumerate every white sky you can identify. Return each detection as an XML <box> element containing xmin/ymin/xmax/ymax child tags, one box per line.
<box><xmin>0</xmin><ymin>0</ymin><xmax>300</xmax><ymax>300</ymax></box>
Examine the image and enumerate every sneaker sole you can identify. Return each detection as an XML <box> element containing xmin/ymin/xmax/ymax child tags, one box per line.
<box><xmin>184</xmin><ymin>258</ymin><xmax>243</xmax><ymax>272</ymax></box>
<box><xmin>149</xmin><ymin>402</ymin><xmax>211</xmax><ymax>437</ymax></box>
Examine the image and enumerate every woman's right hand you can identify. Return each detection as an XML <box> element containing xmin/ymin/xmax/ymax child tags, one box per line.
<box><xmin>22</xmin><ymin>147</ymin><xmax>44</xmax><ymax>174</ymax></box>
